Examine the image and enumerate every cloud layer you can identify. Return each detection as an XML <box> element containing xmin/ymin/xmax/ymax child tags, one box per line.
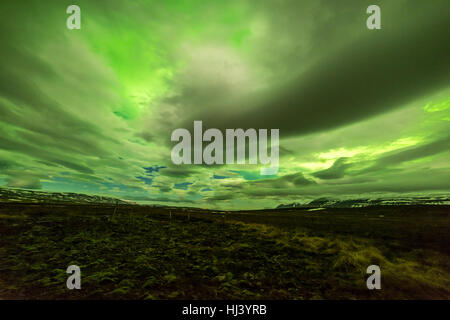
<box><xmin>0</xmin><ymin>0</ymin><xmax>448</xmax><ymax>209</ymax></box>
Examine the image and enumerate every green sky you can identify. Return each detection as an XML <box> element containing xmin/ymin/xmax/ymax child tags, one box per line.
<box><xmin>0</xmin><ymin>0</ymin><xmax>449</xmax><ymax>209</ymax></box>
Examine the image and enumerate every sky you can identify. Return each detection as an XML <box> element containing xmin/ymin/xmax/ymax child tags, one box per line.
<box><xmin>0</xmin><ymin>0</ymin><xmax>449</xmax><ymax>209</ymax></box>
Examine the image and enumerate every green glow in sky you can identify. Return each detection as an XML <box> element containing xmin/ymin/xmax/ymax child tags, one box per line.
<box><xmin>0</xmin><ymin>0</ymin><xmax>449</xmax><ymax>209</ymax></box>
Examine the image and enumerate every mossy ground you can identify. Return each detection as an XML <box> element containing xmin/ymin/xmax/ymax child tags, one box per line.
<box><xmin>0</xmin><ymin>204</ymin><xmax>449</xmax><ymax>299</ymax></box>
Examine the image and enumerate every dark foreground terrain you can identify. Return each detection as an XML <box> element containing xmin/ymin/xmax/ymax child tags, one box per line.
<box><xmin>0</xmin><ymin>203</ymin><xmax>449</xmax><ymax>299</ymax></box>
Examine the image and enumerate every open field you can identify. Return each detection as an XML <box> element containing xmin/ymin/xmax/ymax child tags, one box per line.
<box><xmin>0</xmin><ymin>203</ymin><xmax>449</xmax><ymax>299</ymax></box>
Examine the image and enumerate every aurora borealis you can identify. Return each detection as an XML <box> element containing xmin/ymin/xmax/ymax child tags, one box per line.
<box><xmin>0</xmin><ymin>0</ymin><xmax>448</xmax><ymax>209</ymax></box>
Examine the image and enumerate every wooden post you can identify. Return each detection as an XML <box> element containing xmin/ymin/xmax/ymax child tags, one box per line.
<box><xmin>112</xmin><ymin>199</ymin><xmax>119</xmax><ymax>221</ymax></box>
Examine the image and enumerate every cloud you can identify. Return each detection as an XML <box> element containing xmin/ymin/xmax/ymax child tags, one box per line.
<box><xmin>160</xmin><ymin>167</ymin><xmax>198</xmax><ymax>178</ymax></box>
<box><xmin>238</xmin><ymin>168</ymin><xmax>450</xmax><ymax>199</ymax></box>
<box><xmin>374</xmin><ymin>136</ymin><xmax>450</xmax><ymax>167</ymax></box>
<box><xmin>177</xmin><ymin>3</ymin><xmax>449</xmax><ymax>138</ymax></box>
<box><xmin>248</xmin><ymin>172</ymin><xmax>316</xmax><ymax>189</ymax></box>
<box><xmin>0</xmin><ymin>1</ymin><xmax>448</xmax><ymax>209</ymax></box>
<box><xmin>313</xmin><ymin>157</ymin><xmax>352</xmax><ymax>180</ymax></box>
<box><xmin>6</xmin><ymin>175</ymin><xmax>42</xmax><ymax>189</ymax></box>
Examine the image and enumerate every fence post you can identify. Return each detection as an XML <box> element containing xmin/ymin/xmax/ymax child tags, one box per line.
<box><xmin>112</xmin><ymin>199</ymin><xmax>119</xmax><ymax>221</ymax></box>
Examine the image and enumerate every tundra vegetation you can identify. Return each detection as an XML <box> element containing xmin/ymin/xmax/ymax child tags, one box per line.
<box><xmin>0</xmin><ymin>203</ymin><xmax>449</xmax><ymax>299</ymax></box>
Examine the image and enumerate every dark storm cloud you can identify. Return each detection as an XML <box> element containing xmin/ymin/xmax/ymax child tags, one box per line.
<box><xmin>374</xmin><ymin>136</ymin><xmax>450</xmax><ymax>168</ymax></box>
<box><xmin>160</xmin><ymin>167</ymin><xmax>198</xmax><ymax>178</ymax></box>
<box><xmin>157</xmin><ymin>186</ymin><xmax>172</xmax><ymax>193</ymax></box>
<box><xmin>240</xmin><ymin>168</ymin><xmax>450</xmax><ymax>198</ymax></box>
<box><xmin>205</xmin><ymin>193</ymin><xmax>238</xmax><ymax>201</ymax></box>
<box><xmin>180</xmin><ymin>2</ymin><xmax>449</xmax><ymax>137</ymax></box>
<box><xmin>309</xmin><ymin>136</ymin><xmax>450</xmax><ymax>181</ymax></box>
<box><xmin>313</xmin><ymin>157</ymin><xmax>351</xmax><ymax>180</ymax></box>
<box><xmin>345</xmin><ymin>136</ymin><xmax>450</xmax><ymax>176</ymax></box>
<box><xmin>249</xmin><ymin>172</ymin><xmax>316</xmax><ymax>189</ymax></box>
<box><xmin>202</xmin><ymin>173</ymin><xmax>314</xmax><ymax>201</ymax></box>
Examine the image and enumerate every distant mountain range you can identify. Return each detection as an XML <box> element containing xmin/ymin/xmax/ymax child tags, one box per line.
<box><xmin>0</xmin><ymin>187</ymin><xmax>130</xmax><ymax>205</ymax></box>
<box><xmin>276</xmin><ymin>196</ymin><xmax>450</xmax><ymax>209</ymax></box>
<box><xmin>1</xmin><ymin>187</ymin><xmax>448</xmax><ymax>209</ymax></box>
